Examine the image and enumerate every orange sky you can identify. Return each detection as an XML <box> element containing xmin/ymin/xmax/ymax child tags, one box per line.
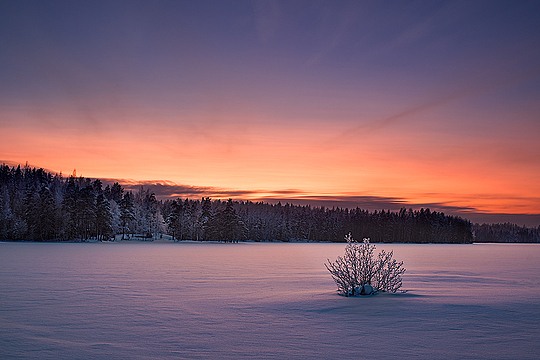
<box><xmin>1</xmin><ymin>1</ymin><xmax>540</xmax><ymax>225</ymax></box>
<box><xmin>2</xmin><ymin>105</ymin><xmax>539</xmax><ymax>219</ymax></box>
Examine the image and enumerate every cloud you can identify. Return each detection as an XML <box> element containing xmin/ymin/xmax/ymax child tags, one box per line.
<box><xmin>100</xmin><ymin>179</ymin><xmax>540</xmax><ymax>226</ymax></box>
<box><xmin>332</xmin><ymin>57</ymin><xmax>540</xmax><ymax>144</ymax></box>
<box><xmin>103</xmin><ymin>178</ymin><xmax>470</xmax><ymax>211</ymax></box>
<box><xmin>343</xmin><ymin>90</ymin><xmax>465</xmax><ymax>137</ymax></box>
<box><xmin>101</xmin><ymin>178</ymin><xmax>287</xmax><ymax>199</ymax></box>
<box><xmin>258</xmin><ymin>194</ymin><xmax>478</xmax><ymax>215</ymax></box>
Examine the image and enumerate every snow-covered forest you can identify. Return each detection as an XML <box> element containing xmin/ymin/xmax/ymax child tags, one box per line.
<box><xmin>2</xmin><ymin>164</ymin><xmax>535</xmax><ymax>243</ymax></box>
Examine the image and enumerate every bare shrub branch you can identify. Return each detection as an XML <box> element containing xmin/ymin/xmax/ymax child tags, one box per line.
<box><xmin>372</xmin><ymin>249</ymin><xmax>406</xmax><ymax>293</ymax></box>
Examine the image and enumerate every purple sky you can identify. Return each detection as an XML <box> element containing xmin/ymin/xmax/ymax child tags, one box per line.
<box><xmin>1</xmin><ymin>1</ymin><xmax>540</xmax><ymax>226</ymax></box>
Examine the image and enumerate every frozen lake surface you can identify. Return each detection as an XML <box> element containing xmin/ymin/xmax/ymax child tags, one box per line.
<box><xmin>1</xmin><ymin>242</ymin><xmax>539</xmax><ymax>359</ymax></box>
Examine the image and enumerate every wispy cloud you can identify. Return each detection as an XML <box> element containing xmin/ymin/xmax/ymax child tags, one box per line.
<box><xmin>102</xmin><ymin>178</ymin><xmax>300</xmax><ymax>200</ymax></box>
<box><xmin>104</xmin><ymin>178</ymin><xmax>473</xmax><ymax>213</ymax></box>
<box><xmin>338</xmin><ymin>90</ymin><xmax>465</xmax><ymax>138</ymax></box>
<box><xmin>258</xmin><ymin>194</ymin><xmax>478</xmax><ymax>215</ymax></box>
<box><xmin>100</xmin><ymin>179</ymin><xmax>540</xmax><ymax>226</ymax></box>
<box><xmin>333</xmin><ymin>55</ymin><xmax>540</xmax><ymax>142</ymax></box>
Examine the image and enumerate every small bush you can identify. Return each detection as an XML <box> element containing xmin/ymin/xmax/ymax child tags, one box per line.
<box><xmin>325</xmin><ymin>234</ymin><xmax>405</xmax><ymax>296</ymax></box>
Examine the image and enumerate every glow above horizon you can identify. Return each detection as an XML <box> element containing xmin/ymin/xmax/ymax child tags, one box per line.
<box><xmin>1</xmin><ymin>1</ymin><xmax>540</xmax><ymax>224</ymax></box>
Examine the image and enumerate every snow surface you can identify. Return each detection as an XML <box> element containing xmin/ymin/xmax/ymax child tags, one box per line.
<box><xmin>1</xmin><ymin>242</ymin><xmax>539</xmax><ymax>359</ymax></box>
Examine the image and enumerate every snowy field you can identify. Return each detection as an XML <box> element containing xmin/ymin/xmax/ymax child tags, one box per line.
<box><xmin>1</xmin><ymin>242</ymin><xmax>539</xmax><ymax>359</ymax></box>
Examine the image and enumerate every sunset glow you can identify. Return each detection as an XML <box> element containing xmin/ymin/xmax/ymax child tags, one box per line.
<box><xmin>1</xmin><ymin>1</ymin><xmax>539</xmax><ymax>225</ymax></box>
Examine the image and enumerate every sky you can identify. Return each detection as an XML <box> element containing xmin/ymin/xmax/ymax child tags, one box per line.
<box><xmin>1</xmin><ymin>0</ymin><xmax>540</xmax><ymax>226</ymax></box>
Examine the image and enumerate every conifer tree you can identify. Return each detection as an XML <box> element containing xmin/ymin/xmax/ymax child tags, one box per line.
<box><xmin>95</xmin><ymin>193</ymin><xmax>113</xmax><ymax>241</ymax></box>
<box><xmin>120</xmin><ymin>191</ymin><xmax>135</xmax><ymax>240</ymax></box>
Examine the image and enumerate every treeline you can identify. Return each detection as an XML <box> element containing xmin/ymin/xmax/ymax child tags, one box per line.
<box><xmin>473</xmin><ymin>223</ymin><xmax>540</xmax><ymax>243</ymax></box>
<box><xmin>162</xmin><ymin>199</ymin><xmax>473</xmax><ymax>243</ymax></box>
<box><xmin>0</xmin><ymin>164</ymin><xmax>474</xmax><ymax>243</ymax></box>
<box><xmin>0</xmin><ymin>164</ymin><xmax>162</xmax><ymax>241</ymax></box>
